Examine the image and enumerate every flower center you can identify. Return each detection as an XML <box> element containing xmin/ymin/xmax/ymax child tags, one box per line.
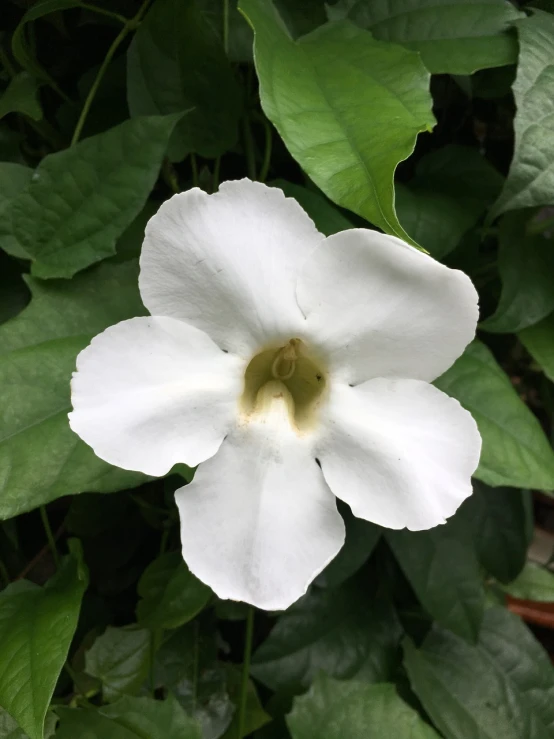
<box><xmin>240</xmin><ymin>339</ymin><xmax>327</xmax><ymax>432</ymax></box>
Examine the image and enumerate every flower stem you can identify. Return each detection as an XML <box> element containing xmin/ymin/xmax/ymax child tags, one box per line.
<box><xmin>39</xmin><ymin>505</ymin><xmax>60</xmax><ymax>569</ymax></box>
<box><xmin>71</xmin><ymin>0</ymin><xmax>152</xmax><ymax>146</ymax></box>
<box><xmin>162</xmin><ymin>157</ymin><xmax>180</xmax><ymax>194</ymax></box>
<box><xmin>242</xmin><ymin>116</ymin><xmax>257</xmax><ymax>180</ymax></box>
<box><xmin>191</xmin><ymin>153</ymin><xmax>199</xmax><ymax>187</ymax></box>
<box><xmin>237</xmin><ymin>606</ymin><xmax>255</xmax><ymax>739</ymax></box>
<box><xmin>212</xmin><ymin>155</ymin><xmax>221</xmax><ymax>192</ymax></box>
<box><xmin>259</xmin><ymin>118</ymin><xmax>272</xmax><ymax>183</ymax></box>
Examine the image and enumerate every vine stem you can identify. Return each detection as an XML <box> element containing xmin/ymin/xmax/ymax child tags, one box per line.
<box><xmin>79</xmin><ymin>2</ymin><xmax>128</xmax><ymax>24</ymax></box>
<box><xmin>212</xmin><ymin>155</ymin><xmax>221</xmax><ymax>192</ymax></box>
<box><xmin>39</xmin><ymin>505</ymin><xmax>60</xmax><ymax>569</ymax></box>
<box><xmin>191</xmin><ymin>153</ymin><xmax>199</xmax><ymax>188</ymax></box>
<box><xmin>259</xmin><ymin>118</ymin><xmax>272</xmax><ymax>182</ymax></box>
<box><xmin>223</xmin><ymin>0</ymin><xmax>230</xmax><ymax>55</ymax></box>
<box><xmin>236</xmin><ymin>606</ymin><xmax>255</xmax><ymax>739</ymax></box>
<box><xmin>242</xmin><ymin>116</ymin><xmax>257</xmax><ymax>180</ymax></box>
<box><xmin>71</xmin><ymin>0</ymin><xmax>152</xmax><ymax>146</ymax></box>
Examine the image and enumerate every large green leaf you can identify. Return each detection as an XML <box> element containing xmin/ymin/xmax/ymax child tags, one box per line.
<box><xmin>0</xmin><ymin>542</ymin><xmax>87</xmax><ymax>739</ymax></box>
<box><xmin>0</xmin><ymin>162</ymin><xmax>32</xmax><ymax>259</ymax></box>
<box><xmin>55</xmin><ymin>696</ymin><xmax>202</xmax><ymax>739</ymax></box>
<box><xmin>287</xmin><ymin>674</ymin><xmax>440</xmax><ymax>739</ymax></box>
<box><xmin>241</xmin><ymin>0</ymin><xmax>435</xmax><ymax>241</ymax></box>
<box><xmin>329</xmin><ymin>0</ymin><xmax>523</xmax><ymax>74</ymax></box>
<box><xmin>85</xmin><ymin>626</ymin><xmax>151</xmax><ymax>702</ymax></box>
<box><xmin>0</xmin><ymin>260</ymin><xmax>147</xmax><ymax>520</ymax></box>
<box><xmin>387</xmin><ymin>524</ymin><xmax>484</xmax><ymax>642</ymax></box>
<box><xmin>396</xmin><ymin>145</ymin><xmax>503</xmax><ymax>259</ymax></box>
<box><xmin>404</xmin><ymin>607</ymin><xmax>554</xmax><ymax>739</ymax></box>
<box><xmin>0</xmin><ymin>73</ymin><xmax>42</xmax><ymax>121</ymax></box>
<box><xmin>127</xmin><ymin>0</ymin><xmax>242</xmax><ymax>161</ymax></box>
<box><xmin>481</xmin><ymin>212</ymin><xmax>554</xmax><ymax>333</ymax></box>
<box><xmin>0</xmin><ymin>708</ymin><xmax>56</xmax><ymax>739</ymax></box>
<box><xmin>271</xmin><ymin>180</ymin><xmax>354</xmax><ymax>236</ymax></box>
<box><xmin>136</xmin><ymin>552</ymin><xmax>212</xmax><ymax>630</ymax></box>
<box><xmin>490</xmin><ymin>11</ymin><xmax>554</xmax><ymax>219</ymax></box>
<box><xmin>435</xmin><ymin>340</ymin><xmax>554</xmax><ymax>491</ymax></box>
<box><xmin>500</xmin><ymin>562</ymin><xmax>554</xmax><ymax>602</ymax></box>
<box><xmin>9</xmin><ymin>115</ymin><xmax>180</xmax><ymax>278</ymax></box>
<box><xmin>459</xmin><ymin>482</ymin><xmax>531</xmax><ymax>584</ymax></box>
<box><xmin>519</xmin><ymin>311</ymin><xmax>554</xmax><ymax>382</ymax></box>
<box><xmin>251</xmin><ymin>580</ymin><xmax>402</xmax><ymax>693</ymax></box>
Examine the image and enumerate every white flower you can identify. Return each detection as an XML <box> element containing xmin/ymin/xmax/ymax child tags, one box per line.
<box><xmin>69</xmin><ymin>179</ymin><xmax>481</xmax><ymax>610</ymax></box>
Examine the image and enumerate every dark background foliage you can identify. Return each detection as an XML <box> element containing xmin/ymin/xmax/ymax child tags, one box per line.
<box><xmin>1</xmin><ymin>0</ymin><xmax>554</xmax><ymax>737</ymax></box>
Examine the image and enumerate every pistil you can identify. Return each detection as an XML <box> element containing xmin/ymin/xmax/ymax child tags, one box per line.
<box><xmin>271</xmin><ymin>339</ymin><xmax>300</xmax><ymax>380</ymax></box>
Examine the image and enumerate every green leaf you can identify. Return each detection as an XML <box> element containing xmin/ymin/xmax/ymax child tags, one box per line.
<box><xmin>0</xmin><ymin>260</ymin><xmax>147</xmax><ymax>520</ymax></box>
<box><xmin>435</xmin><ymin>340</ymin><xmax>554</xmax><ymax>491</ymax></box>
<box><xmin>500</xmin><ymin>562</ymin><xmax>554</xmax><ymax>602</ymax></box>
<box><xmin>460</xmin><ymin>482</ymin><xmax>531</xmax><ymax>584</ymax></box>
<box><xmin>0</xmin><ymin>73</ymin><xmax>42</xmax><ymax>121</ymax></box>
<box><xmin>481</xmin><ymin>212</ymin><xmax>554</xmax><ymax>333</ymax></box>
<box><xmin>387</xmin><ymin>524</ymin><xmax>484</xmax><ymax>642</ymax></box>
<box><xmin>404</xmin><ymin>607</ymin><xmax>554</xmax><ymax>739</ymax></box>
<box><xmin>287</xmin><ymin>674</ymin><xmax>440</xmax><ymax>739</ymax></box>
<box><xmin>85</xmin><ymin>626</ymin><xmax>151</xmax><ymax>702</ymax></box>
<box><xmin>127</xmin><ymin>0</ymin><xmax>242</xmax><ymax>161</ymax></box>
<box><xmin>490</xmin><ymin>11</ymin><xmax>554</xmax><ymax>219</ymax></box>
<box><xmin>153</xmin><ymin>624</ymin><xmax>234</xmax><ymax>739</ymax></box>
<box><xmin>396</xmin><ymin>145</ymin><xmax>503</xmax><ymax>259</ymax></box>
<box><xmin>241</xmin><ymin>0</ymin><xmax>435</xmax><ymax>241</ymax></box>
<box><xmin>55</xmin><ymin>696</ymin><xmax>202</xmax><ymax>739</ymax></box>
<box><xmin>0</xmin><ymin>708</ymin><xmax>56</xmax><ymax>739</ymax></box>
<box><xmin>251</xmin><ymin>580</ymin><xmax>402</xmax><ymax>693</ymax></box>
<box><xmin>315</xmin><ymin>506</ymin><xmax>380</xmax><ymax>588</ymax></box>
<box><xmin>519</xmin><ymin>311</ymin><xmax>554</xmax><ymax>382</ymax></box>
<box><xmin>329</xmin><ymin>0</ymin><xmax>523</xmax><ymax>74</ymax></box>
<box><xmin>137</xmin><ymin>552</ymin><xmax>212</xmax><ymax>630</ymax></box>
<box><xmin>0</xmin><ymin>542</ymin><xmax>88</xmax><ymax>739</ymax></box>
<box><xmin>10</xmin><ymin>115</ymin><xmax>181</xmax><ymax>278</ymax></box>
<box><xmin>271</xmin><ymin>180</ymin><xmax>354</xmax><ymax>236</ymax></box>
<box><xmin>0</xmin><ymin>162</ymin><xmax>32</xmax><ymax>259</ymax></box>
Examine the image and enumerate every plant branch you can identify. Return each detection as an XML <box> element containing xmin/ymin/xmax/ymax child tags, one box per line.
<box><xmin>40</xmin><ymin>505</ymin><xmax>60</xmax><ymax>569</ymax></box>
<box><xmin>71</xmin><ymin>0</ymin><xmax>152</xmax><ymax>145</ymax></box>
<box><xmin>236</xmin><ymin>606</ymin><xmax>255</xmax><ymax>739</ymax></box>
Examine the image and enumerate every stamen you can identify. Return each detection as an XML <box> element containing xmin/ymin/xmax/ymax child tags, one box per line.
<box><xmin>271</xmin><ymin>339</ymin><xmax>300</xmax><ymax>380</ymax></box>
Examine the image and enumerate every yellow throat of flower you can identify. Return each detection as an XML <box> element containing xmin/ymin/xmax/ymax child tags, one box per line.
<box><xmin>240</xmin><ymin>339</ymin><xmax>327</xmax><ymax>433</ymax></box>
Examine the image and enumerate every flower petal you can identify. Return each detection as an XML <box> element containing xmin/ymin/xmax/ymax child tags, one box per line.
<box><xmin>175</xmin><ymin>391</ymin><xmax>345</xmax><ymax>610</ymax></box>
<box><xmin>297</xmin><ymin>229</ymin><xmax>478</xmax><ymax>384</ymax></box>
<box><xmin>315</xmin><ymin>379</ymin><xmax>481</xmax><ymax>531</ymax></box>
<box><xmin>139</xmin><ymin>179</ymin><xmax>323</xmax><ymax>356</ymax></box>
<box><xmin>69</xmin><ymin>316</ymin><xmax>243</xmax><ymax>476</ymax></box>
